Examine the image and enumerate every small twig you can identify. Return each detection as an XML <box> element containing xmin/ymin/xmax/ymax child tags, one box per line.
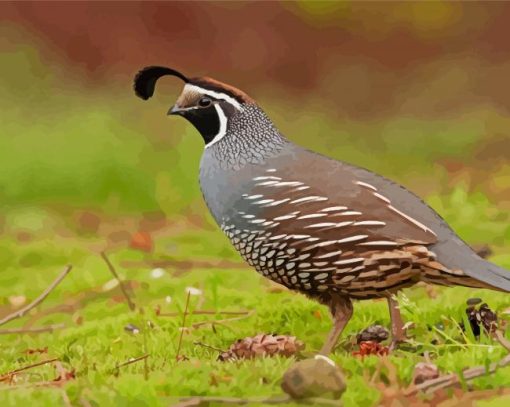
<box><xmin>494</xmin><ymin>330</ymin><xmax>510</xmax><ymax>352</ymax></box>
<box><xmin>191</xmin><ymin>311</ymin><xmax>254</xmax><ymax>329</ymax></box>
<box><xmin>115</xmin><ymin>354</ymin><xmax>149</xmax><ymax>370</ymax></box>
<box><xmin>158</xmin><ymin>310</ymin><xmax>251</xmax><ymax>317</ymax></box>
<box><xmin>173</xmin><ymin>395</ymin><xmax>342</xmax><ymax>406</ymax></box>
<box><xmin>0</xmin><ymin>266</ymin><xmax>73</xmax><ymax>327</ymax></box>
<box><xmin>193</xmin><ymin>341</ymin><xmax>226</xmax><ymax>354</ymax></box>
<box><xmin>1</xmin><ymin>358</ymin><xmax>59</xmax><ymax>379</ymax></box>
<box><xmin>61</xmin><ymin>390</ymin><xmax>72</xmax><ymax>407</ymax></box>
<box><xmin>405</xmin><ymin>354</ymin><xmax>510</xmax><ymax>395</ymax></box>
<box><xmin>175</xmin><ymin>292</ymin><xmax>191</xmax><ymax>361</ymax></box>
<box><xmin>100</xmin><ymin>252</ymin><xmax>135</xmax><ymax>311</ymax></box>
<box><xmin>0</xmin><ymin>323</ymin><xmax>65</xmax><ymax>335</ymax></box>
<box><xmin>140</xmin><ymin>311</ymin><xmax>150</xmax><ymax>381</ymax></box>
<box><xmin>369</xmin><ymin>359</ymin><xmax>383</xmax><ymax>385</ymax></box>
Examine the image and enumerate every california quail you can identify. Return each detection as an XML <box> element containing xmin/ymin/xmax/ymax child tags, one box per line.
<box><xmin>134</xmin><ymin>66</ymin><xmax>510</xmax><ymax>354</ymax></box>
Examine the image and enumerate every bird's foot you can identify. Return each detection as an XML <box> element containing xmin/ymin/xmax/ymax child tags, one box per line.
<box><xmin>388</xmin><ymin>334</ymin><xmax>414</xmax><ymax>352</ymax></box>
<box><xmin>388</xmin><ymin>338</ymin><xmax>404</xmax><ymax>352</ymax></box>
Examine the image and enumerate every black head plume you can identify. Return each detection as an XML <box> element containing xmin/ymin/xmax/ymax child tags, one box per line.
<box><xmin>133</xmin><ymin>66</ymin><xmax>189</xmax><ymax>100</ymax></box>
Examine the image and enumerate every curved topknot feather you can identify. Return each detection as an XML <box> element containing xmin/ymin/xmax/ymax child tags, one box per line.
<box><xmin>133</xmin><ymin>66</ymin><xmax>189</xmax><ymax>100</ymax></box>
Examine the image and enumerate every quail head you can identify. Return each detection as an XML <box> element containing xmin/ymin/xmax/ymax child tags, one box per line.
<box><xmin>134</xmin><ymin>66</ymin><xmax>510</xmax><ymax>354</ymax></box>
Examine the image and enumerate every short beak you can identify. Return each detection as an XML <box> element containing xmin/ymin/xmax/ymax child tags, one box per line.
<box><xmin>168</xmin><ymin>104</ymin><xmax>184</xmax><ymax>116</ymax></box>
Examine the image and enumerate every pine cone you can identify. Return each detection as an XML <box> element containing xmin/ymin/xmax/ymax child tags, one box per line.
<box><xmin>465</xmin><ymin>299</ymin><xmax>498</xmax><ymax>338</ymax></box>
<box><xmin>478</xmin><ymin>303</ymin><xmax>498</xmax><ymax>333</ymax></box>
<box><xmin>218</xmin><ymin>334</ymin><xmax>304</xmax><ymax>361</ymax></box>
<box><xmin>356</xmin><ymin>325</ymin><xmax>389</xmax><ymax>344</ymax></box>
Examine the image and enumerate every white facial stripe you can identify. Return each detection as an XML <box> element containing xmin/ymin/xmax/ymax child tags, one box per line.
<box><xmin>206</xmin><ymin>104</ymin><xmax>228</xmax><ymax>148</ymax></box>
<box><xmin>185</xmin><ymin>84</ymin><xmax>243</xmax><ymax>111</ymax></box>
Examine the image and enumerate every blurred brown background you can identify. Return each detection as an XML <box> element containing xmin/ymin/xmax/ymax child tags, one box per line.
<box><xmin>4</xmin><ymin>2</ymin><xmax>510</xmax><ymax>115</ymax></box>
<box><xmin>0</xmin><ymin>1</ymin><xmax>509</xmax><ymax>245</ymax></box>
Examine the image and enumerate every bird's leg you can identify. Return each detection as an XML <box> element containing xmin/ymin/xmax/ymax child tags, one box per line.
<box><xmin>387</xmin><ymin>295</ymin><xmax>406</xmax><ymax>350</ymax></box>
<box><xmin>319</xmin><ymin>296</ymin><xmax>353</xmax><ymax>355</ymax></box>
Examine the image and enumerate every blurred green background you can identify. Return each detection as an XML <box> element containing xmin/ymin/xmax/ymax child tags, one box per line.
<box><xmin>0</xmin><ymin>1</ymin><xmax>509</xmax><ymax>245</ymax></box>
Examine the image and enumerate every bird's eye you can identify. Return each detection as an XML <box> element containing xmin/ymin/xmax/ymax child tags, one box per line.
<box><xmin>198</xmin><ymin>97</ymin><xmax>212</xmax><ymax>107</ymax></box>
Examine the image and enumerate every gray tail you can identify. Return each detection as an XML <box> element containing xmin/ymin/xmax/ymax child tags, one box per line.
<box><xmin>431</xmin><ymin>237</ymin><xmax>510</xmax><ymax>292</ymax></box>
<box><xmin>470</xmin><ymin>260</ymin><xmax>510</xmax><ymax>293</ymax></box>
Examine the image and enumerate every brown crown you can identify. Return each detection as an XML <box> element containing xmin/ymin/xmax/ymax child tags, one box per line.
<box><xmin>190</xmin><ymin>77</ymin><xmax>255</xmax><ymax>105</ymax></box>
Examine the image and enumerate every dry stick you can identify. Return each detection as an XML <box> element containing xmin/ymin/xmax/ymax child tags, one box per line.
<box><xmin>158</xmin><ymin>310</ymin><xmax>250</xmax><ymax>317</ymax></box>
<box><xmin>174</xmin><ymin>395</ymin><xmax>342</xmax><ymax>406</ymax></box>
<box><xmin>0</xmin><ymin>265</ymin><xmax>73</xmax><ymax>327</ymax></box>
<box><xmin>100</xmin><ymin>252</ymin><xmax>135</xmax><ymax>311</ymax></box>
<box><xmin>141</xmin><ymin>317</ymin><xmax>150</xmax><ymax>381</ymax></box>
<box><xmin>175</xmin><ymin>291</ymin><xmax>191</xmax><ymax>361</ymax></box>
<box><xmin>405</xmin><ymin>354</ymin><xmax>510</xmax><ymax>396</ymax></box>
<box><xmin>191</xmin><ymin>311</ymin><xmax>254</xmax><ymax>329</ymax></box>
<box><xmin>406</xmin><ymin>329</ymin><xmax>510</xmax><ymax>396</ymax></box>
<box><xmin>115</xmin><ymin>354</ymin><xmax>149</xmax><ymax>369</ymax></box>
<box><xmin>193</xmin><ymin>341</ymin><xmax>226</xmax><ymax>354</ymax></box>
<box><xmin>1</xmin><ymin>358</ymin><xmax>59</xmax><ymax>379</ymax></box>
<box><xmin>0</xmin><ymin>323</ymin><xmax>65</xmax><ymax>335</ymax></box>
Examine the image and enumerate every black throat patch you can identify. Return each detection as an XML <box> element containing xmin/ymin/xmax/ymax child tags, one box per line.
<box><xmin>181</xmin><ymin>105</ymin><xmax>220</xmax><ymax>145</ymax></box>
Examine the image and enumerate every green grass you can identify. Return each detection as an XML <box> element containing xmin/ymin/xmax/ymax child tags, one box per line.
<box><xmin>0</xmin><ymin>221</ymin><xmax>510</xmax><ymax>406</ymax></box>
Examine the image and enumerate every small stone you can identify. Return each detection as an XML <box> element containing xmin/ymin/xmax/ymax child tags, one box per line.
<box><xmin>102</xmin><ymin>279</ymin><xmax>119</xmax><ymax>292</ymax></box>
<box><xmin>124</xmin><ymin>323</ymin><xmax>140</xmax><ymax>335</ymax></box>
<box><xmin>150</xmin><ymin>268</ymin><xmax>165</xmax><ymax>279</ymax></box>
<box><xmin>466</xmin><ymin>298</ymin><xmax>482</xmax><ymax>306</ymax></box>
<box><xmin>281</xmin><ymin>356</ymin><xmax>346</xmax><ymax>399</ymax></box>
<box><xmin>356</xmin><ymin>325</ymin><xmax>390</xmax><ymax>344</ymax></box>
<box><xmin>412</xmin><ymin>362</ymin><xmax>439</xmax><ymax>385</ymax></box>
<box><xmin>185</xmin><ymin>287</ymin><xmax>203</xmax><ymax>296</ymax></box>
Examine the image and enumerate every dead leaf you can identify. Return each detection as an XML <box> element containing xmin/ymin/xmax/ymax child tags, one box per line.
<box><xmin>76</xmin><ymin>211</ymin><xmax>101</xmax><ymax>234</ymax></box>
<box><xmin>129</xmin><ymin>231</ymin><xmax>153</xmax><ymax>252</ymax></box>
<box><xmin>312</xmin><ymin>310</ymin><xmax>322</xmax><ymax>320</ymax></box>
<box><xmin>52</xmin><ymin>362</ymin><xmax>75</xmax><ymax>385</ymax></box>
<box><xmin>352</xmin><ymin>341</ymin><xmax>389</xmax><ymax>357</ymax></box>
